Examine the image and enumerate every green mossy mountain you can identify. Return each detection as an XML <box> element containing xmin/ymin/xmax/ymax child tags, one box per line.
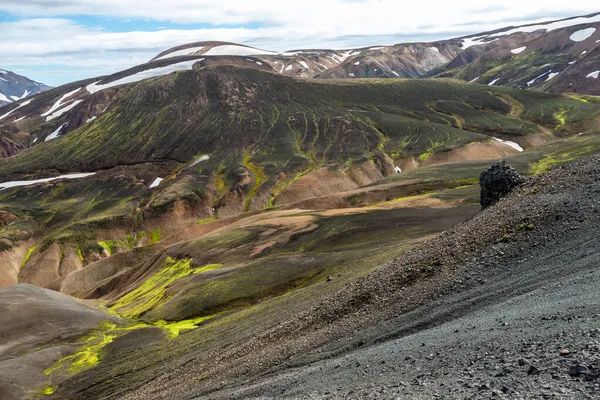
<box><xmin>1</xmin><ymin>65</ymin><xmax>597</xmax><ymax>178</ymax></box>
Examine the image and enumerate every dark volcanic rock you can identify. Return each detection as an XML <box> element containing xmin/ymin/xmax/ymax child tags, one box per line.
<box><xmin>480</xmin><ymin>160</ymin><xmax>523</xmax><ymax>208</ymax></box>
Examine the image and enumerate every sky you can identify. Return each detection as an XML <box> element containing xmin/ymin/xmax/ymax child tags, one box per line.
<box><xmin>0</xmin><ymin>1</ymin><xmax>598</xmax><ymax>86</ymax></box>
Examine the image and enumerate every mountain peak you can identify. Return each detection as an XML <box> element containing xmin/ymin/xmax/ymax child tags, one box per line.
<box><xmin>0</xmin><ymin>69</ymin><xmax>51</xmax><ymax>106</ymax></box>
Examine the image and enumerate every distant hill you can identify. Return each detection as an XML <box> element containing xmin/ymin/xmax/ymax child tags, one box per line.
<box><xmin>0</xmin><ymin>69</ymin><xmax>51</xmax><ymax>106</ymax></box>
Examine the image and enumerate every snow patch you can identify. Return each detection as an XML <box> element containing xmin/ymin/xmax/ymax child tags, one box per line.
<box><xmin>469</xmin><ymin>76</ymin><xmax>480</xmax><ymax>82</ymax></box>
<box><xmin>0</xmin><ymin>99</ymin><xmax>32</xmax><ymax>121</ymax></box>
<box><xmin>86</xmin><ymin>116</ymin><xmax>97</xmax><ymax>123</ymax></box>
<box><xmin>14</xmin><ymin>115</ymin><xmax>26</xmax><ymax>122</ymax></box>
<box><xmin>349</xmin><ymin>73</ymin><xmax>355</xmax><ymax>77</ymax></box>
<box><xmin>546</xmin><ymin>72</ymin><xmax>559</xmax><ymax>81</ymax></box>
<box><xmin>256</xmin><ymin>61</ymin><xmax>263</xmax><ymax>66</ymax></box>
<box><xmin>0</xmin><ymin>70</ymin><xmax>7</xmax><ymax>75</ymax></box>
<box><xmin>527</xmin><ymin>72</ymin><xmax>549</xmax><ymax>86</ymax></box>
<box><xmin>0</xmin><ymin>173</ymin><xmax>95</xmax><ymax>191</ymax></box>
<box><xmin>285</xmin><ymin>64</ymin><xmax>293</xmax><ymax>71</ymax></box>
<box><xmin>87</xmin><ymin>59</ymin><xmax>200</xmax><ymax>94</ymax></box>
<box><xmin>354</xmin><ymin>61</ymin><xmax>360</xmax><ymax>65</ymax></box>
<box><xmin>461</xmin><ymin>37</ymin><xmax>488</xmax><ymax>49</ymax></box>
<box><xmin>488</xmin><ymin>78</ymin><xmax>500</xmax><ymax>86</ymax></box>
<box><xmin>431</xmin><ymin>46</ymin><xmax>440</xmax><ymax>53</ymax></box>
<box><xmin>570</xmin><ymin>28</ymin><xmax>596</xmax><ymax>42</ymax></box>
<box><xmin>299</xmin><ymin>61</ymin><xmax>309</xmax><ymax>69</ymax></box>
<box><xmin>203</xmin><ymin>44</ymin><xmax>278</xmax><ymax>57</ymax></box>
<box><xmin>568</xmin><ymin>61</ymin><xmax>577</xmax><ymax>65</ymax></box>
<box><xmin>391</xmin><ymin>71</ymin><xmax>400</xmax><ymax>77</ymax></box>
<box><xmin>0</xmin><ymin>93</ymin><xmax>10</xmax><ymax>103</ymax></box>
<box><xmin>182</xmin><ymin>155</ymin><xmax>210</xmax><ymax>171</ymax></box>
<box><xmin>154</xmin><ymin>46</ymin><xmax>206</xmax><ymax>61</ymax></box>
<box><xmin>511</xmin><ymin>46</ymin><xmax>527</xmax><ymax>54</ymax></box>
<box><xmin>45</xmin><ymin>122</ymin><xmax>69</xmax><ymax>141</ymax></box>
<box><xmin>395</xmin><ymin>166</ymin><xmax>402</xmax><ymax>173</ymax></box>
<box><xmin>41</xmin><ymin>87</ymin><xmax>81</xmax><ymax>120</ymax></box>
<box><xmin>587</xmin><ymin>71</ymin><xmax>600</xmax><ymax>79</ymax></box>
<box><xmin>45</xmin><ymin>100</ymin><xmax>83</xmax><ymax>122</ymax></box>
<box><xmin>149</xmin><ymin>177</ymin><xmax>164</xmax><ymax>188</ymax></box>
<box><xmin>0</xmin><ymin>77</ymin><xmax>7</xmax><ymax>82</ymax></box>
<box><xmin>494</xmin><ymin>137</ymin><xmax>523</xmax><ymax>152</ymax></box>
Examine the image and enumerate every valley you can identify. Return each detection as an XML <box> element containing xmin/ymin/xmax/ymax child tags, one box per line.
<box><xmin>1</xmin><ymin>9</ymin><xmax>600</xmax><ymax>400</ymax></box>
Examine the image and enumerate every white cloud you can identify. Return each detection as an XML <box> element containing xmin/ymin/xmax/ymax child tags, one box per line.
<box><xmin>0</xmin><ymin>1</ymin><xmax>598</xmax><ymax>85</ymax></box>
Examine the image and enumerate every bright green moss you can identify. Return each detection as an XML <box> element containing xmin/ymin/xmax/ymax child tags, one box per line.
<box><xmin>242</xmin><ymin>154</ymin><xmax>268</xmax><ymax>212</ymax></box>
<box><xmin>554</xmin><ymin>110</ymin><xmax>567</xmax><ymax>130</ymax></box>
<box><xmin>419</xmin><ymin>150</ymin><xmax>433</xmax><ymax>161</ymax></box>
<box><xmin>77</xmin><ymin>248</ymin><xmax>84</xmax><ymax>261</ymax></box>
<box><xmin>148</xmin><ymin>228</ymin><xmax>162</xmax><ymax>244</ymax></box>
<box><xmin>42</xmin><ymin>386</ymin><xmax>55</xmax><ymax>395</ymax></box>
<box><xmin>21</xmin><ymin>245</ymin><xmax>37</xmax><ymax>269</ymax></box>
<box><xmin>110</xmin><ymin>257</ymin><xmax>223</xmax><ymax>318</ymax></box>
<box><xmin>44</xmin><ymin>322</ymin><xmax>118</xmax><ymax>376</ymax></box>
<box><xmin>97</xmin><ymin>240</ymin><xmax>114</xmax><ymax>256</ymax></box>
<box><xmin>154</xmin><ymin>315</ymin><xmax>216</xmax><ymax>339</ymax></box>
<box><xmin>43</xmin><ymin>315</ymin><xmax>218</xmax><ymax>379</ymax></box>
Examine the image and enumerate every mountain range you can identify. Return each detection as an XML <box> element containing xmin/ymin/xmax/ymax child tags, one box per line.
<box><xmin>0</xmin><ymin>11</ymin><xmax>600</xmax><ymax>400</ymax></box>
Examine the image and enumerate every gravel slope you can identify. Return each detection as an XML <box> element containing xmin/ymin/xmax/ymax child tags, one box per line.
<box><xmin>111</xmin><ymin>156</ymin><xmax>600</xmax><ymax>399</ymax></box>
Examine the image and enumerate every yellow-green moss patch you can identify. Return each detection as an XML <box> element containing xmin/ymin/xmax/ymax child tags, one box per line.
<box><xmin>110</xmin><ymin>257</ymin><xmax>224</xmax><ymax>318</ymax></box>
<box><xmin>42</xmin><ymin>386</ymin><xmax>55</xmax><ymax>395</ymax></box>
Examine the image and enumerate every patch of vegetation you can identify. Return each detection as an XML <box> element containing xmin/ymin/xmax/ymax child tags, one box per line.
<box><xmin>21</xmin><ymin>245</ymin><xmax>37</xmax><ymax>269</ymax></box>
<box><xmin>148</xmin><ymin>228</ymin><xmax>162</xmax><ymax>244</ymax></box>
<box><xmin>97</xmin><ymin>240</ymin><xmax>115</xmax><ymax>256</ymax></box>
<box><xmin>110</xmin><ymin>256</ymin><xmax>223</xmax><ymax>318</ymax></box>
<box><xmin>43</xmin><ymin>315</ymin><xmax>217</xmax><ymax>379</ymax></box>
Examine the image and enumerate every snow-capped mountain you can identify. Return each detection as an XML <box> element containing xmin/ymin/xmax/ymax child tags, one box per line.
<box><xmin>0</xmin><ymin>69</ymin><xmax>51</xmax><ymax>106</ymax></box>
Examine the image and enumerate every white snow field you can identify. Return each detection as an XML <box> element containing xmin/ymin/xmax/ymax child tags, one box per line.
<box><xmin>87</xmin><ymin>59</ymin><xmax>201</xmax><ymax>94</ymax></box>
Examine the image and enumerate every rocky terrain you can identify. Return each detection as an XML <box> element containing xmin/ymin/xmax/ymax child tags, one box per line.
<box><xmin>0</xmin><ymin>10</ymin><xmax>600</xmax><ymax>400</ymax></box>
<box><xmin>119</xmin><ymin>153</ymin><xmax>600</xmax><ymax>400</ymax></box>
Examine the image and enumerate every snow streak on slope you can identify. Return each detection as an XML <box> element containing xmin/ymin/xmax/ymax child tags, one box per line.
<box><xmin>86</xmin><ymin>60</ymin><xmax>201</xmax><ymax>94</ymax></box>
<box><xmin>0</xmin><ymin>99</ymin><xmax>32</xmax><ymax>121</ymax></box>
<box><xmin>154</xmin><ymin>46</ymin><xmax>206</xmax><ymax>61</ymax></box>
<box><xmin>45</xmin><ymin>100</ymin><xmax>83</xmax><ymax>121</ymax></box>
<box><xmin>41</xmin><ymin>88</ymin><xmax>81</xmax><ymax>120</ymax></box>
<box><xmin>493</xmin><ymin>137</ymin><xmax>523</xmax><ymax>152</ymax></box>
<box><xmin>45</xmin><ymin>122</ymin><xmax>69</xmax><ymax>141</ymax></box>
<box><xmin>0</xmin><ymin>173</ymin><xmax>95</xmax><ymax>190</ymax></box>
<box><xmin>149</xmin><ymin>177</ymin><xmax>164</xmax><ymax>188</ymax></box>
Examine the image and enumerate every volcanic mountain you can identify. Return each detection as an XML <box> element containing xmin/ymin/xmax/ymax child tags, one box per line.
<box><xmin>1</xmin><ymin>11</ymin><xmax>600</xmax><ymax>400</ymax></box>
